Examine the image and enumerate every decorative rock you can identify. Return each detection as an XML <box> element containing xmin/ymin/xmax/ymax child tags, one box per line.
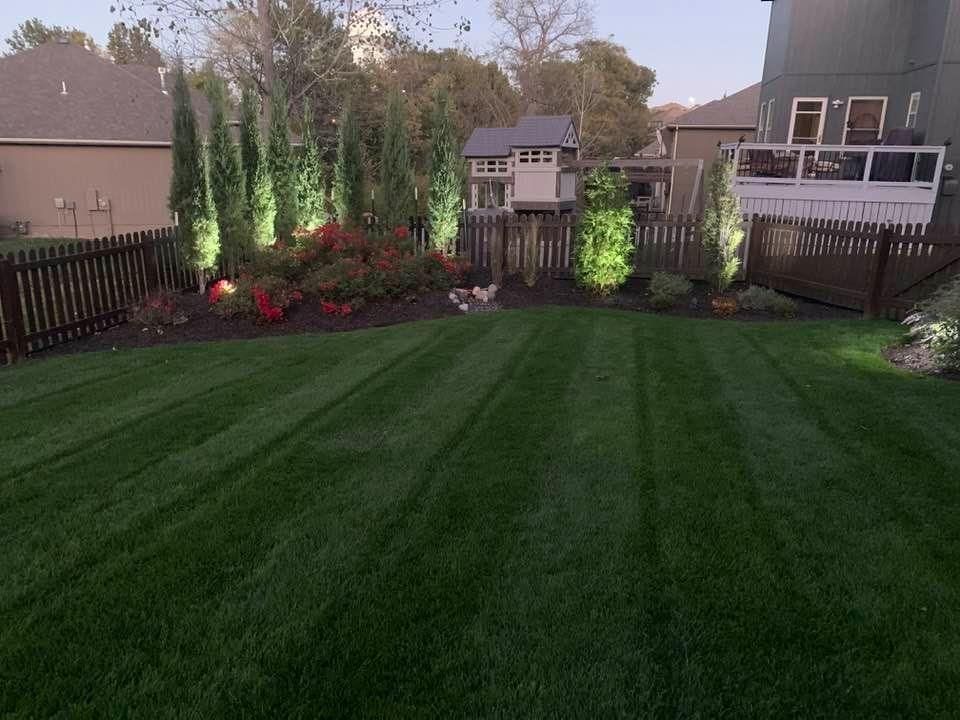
<box><xmin>474</xmin><ymin>290</ymin><xmax>489</xmax><ymax>302</ymax></box>
<box><xmin>488</xmin><ymin>284</ymin><xmax>498</xmax><ymax>293</ymax></box>
<box><xmin>458</xmin><ymin>303</ymin><xmax>469</xmax><ymax>312</ymax></box>
<box><xmin>487</xmin><ymin>286</ymin><xmax>498</xmax><ymax>301</ymax></box>
<box><xmin>449</xmin><ymin>291</ymin><xmax>458</xmax><ymax>303</ymax></box>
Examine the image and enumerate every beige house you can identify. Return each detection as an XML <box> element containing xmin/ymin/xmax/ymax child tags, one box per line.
<box><xmin>463</xmin><ymin>116</ymin><xmax>581</xmax><ymax>214</ymax></box>
<box><xmin>640</xmin><ymin>83</ymin><xmax>760</xmax><ymax>215</ymax></box>
<box><xmin>0</xmin><ymin>41</ymin><xmax>211</xmax><ymax>240</ymax></box>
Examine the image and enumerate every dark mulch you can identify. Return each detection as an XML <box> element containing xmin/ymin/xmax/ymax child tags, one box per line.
<box><xmin>884</xmin><ymin>341</ymin><xmax>960</xmax><ymax>382</ymax></box>
<box><xmin>38</xmin><ymin>275</ymin><xmax>859</xmax><ymax>359</ymax></box>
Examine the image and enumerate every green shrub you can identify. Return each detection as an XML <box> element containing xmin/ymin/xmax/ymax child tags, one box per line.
<box><xmin>648</xmin><ymin>272</ymin><xmax>692</xmax><ymax>310</ymax></box>
<box><xmin>702</xmin><ymin>158</ymin><xmax>743</xmax><ymax>293</ymax></box>
<box><xmin>130</xmin><ymin>292</ymin><xmax>181</xmax><ymax>326</ymax></box>
<box><xmin>906</xmin><ymin>276</ymin><xmax>960</xmax><ymax>370</ymax></box>
<box><xmin>737</xmin><ymin>286</ymin><xmax>798</xmax><ymax>317</ymax></box>
<box><xmin>575</xmin><ymin>169</ymin><xmax>634</xmax><ymax>295</ymax></box>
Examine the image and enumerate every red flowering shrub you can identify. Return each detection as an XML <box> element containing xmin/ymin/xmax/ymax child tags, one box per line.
<box><xmin>711</xmin><ymin>296</ymin><xmax>739</xmax><ymax>319</ymax></box>
<box><xmin>394</xmin><ymin>226</ymin><xmax>410</xmax><ymax>240</ymax></box>
<box><xmin>210</xmin><ymin>275</ymin><xmax>301</xmax><ymax>322</ymax></box>
<box><xmin>207</xmin><ymin>279</ymin><xmax>236</xmax><ymax>305</ymax></box>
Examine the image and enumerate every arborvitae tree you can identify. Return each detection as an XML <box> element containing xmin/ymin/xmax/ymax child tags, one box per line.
<box><xmin>296</xmin><ymin>99</ymin><xmax>327</xmax><ymax>230</ymax></box>
<box><xmin>169</xmin><ymin>63</ymin><xmax>200</xmax><ymax>228</ymax></box>
<box><xmin>190</xmin><ymin>146</ymin><xmax>222</xmax><ymax>285</ymax></box>
<box><xmin>267</xmin><ymin>79</ymin><xmax>297</xmax><ymax>239</ymax></box>
<box><xmin>702</xmin><ymin>158</ymin><xmax>744</xmax><ymax>294</ymax></box>
<box><xmin>239</xmin><ymin>85</ymin><xmax>277</xmax><ymax>247</ymax></box>
<box><xmin>169</xmin><ymin>63</ymin><xmax>219</xmax><ymax>287</ymax></box>
<box><xmin>206</xmin><ymin>78</ymin><xmax>248</xmax><ymax>274</ymax></box>
<box><xmin>332</xmin><ymin>102</ymin><xmax>365</xmax><ymax>227</ymax></box>
<box><xmin>427</xmin><ymin>88</ymin><xmax>463</xmax><ymax>254</ymax></box>
<box><xmin>575</xmin><ymin>168</ymin><xmax>634</xmax><ymax>295</ymax></box>
<box><xmin>250</xmin><ymin>145</ymin><xmax>278</xmax><ymax>248</ymax></box>
<box><xmin>379</xmin><ymin>88</ymin><xmax>416</xmax><ymax>230</ymax></box>
<box><xmin>239</xmin><ymin>85</ymin><xmax>261</xmax><ymax>215</ymax></box>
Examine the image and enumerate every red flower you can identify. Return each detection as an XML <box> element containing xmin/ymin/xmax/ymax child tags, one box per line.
<box><xmin>318</xmin><ymin>280</ymin><xmax>338</xmax><ymax>293</ymax></box>
<box><xmin>251</xmin><ymin>286</ymin><xmax>285</xmax><ymax>322</ymax></box>
<box><xmin>208</xmin><ymin>279</ymin><xmax>235</xmax><ymax>305</ymax></box>
<box><xmin>340</xmin><ymin>303</ymin><xmax>352</xmax><ymax>316</ymax></box>
<box><xmin>375</xmin><ymin>259</ymin><xmax>394</xmax><ymax>271</ymax></box>
<box><xmin>394</xmin><ymin>226</ymin><xmax>410</xmax><ymax>240</ymax></box>
<box><xmin>290</xmin><ymin>290</ymin><xmax>303</xmax><ymax>302</ymax></box>
<box><xmin>321</xmin><ymin>300</ymin><xmax>340</xmax><ymax>315</ymax></box>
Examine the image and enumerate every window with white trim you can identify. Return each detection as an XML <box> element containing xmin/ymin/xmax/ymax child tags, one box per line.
<box><xmin>844</xmin><ymin>97</ymin><xmax>887</xmax><ymax>145</ymax></box>
<box><xmin>757</xmin><ymin>102</ymin><xmax>767</xmax><ymax>142</ymax></box>
<box><xmin>789</xmin><ymin>98</ymin><xmax>826</xmax><ymax>144</ymax></box>
<box><xmin>517</xmin><ymin>149</ymin><xmax>555</xmax><ymax>164</ymax></box>
<box><xmin>765</xmin><ymin>99</ymin><xmax>774</xmax><ymax>141</ymax></box>
<box><xmin>906</xmin><ymin>92</ymin><xmax>921</xmax><ymax>129</ymax></box>
<box><xmin>474</xmin><ymin>159</ymin><xmax>509</xmax><ymax>174</ymax></box>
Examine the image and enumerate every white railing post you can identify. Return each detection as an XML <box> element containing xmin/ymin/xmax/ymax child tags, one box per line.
<box><xmin>932</xmin><ymin>147</ymin><xmax>946</xmax><ymax>193</ymax></box>
<box><xmin>795</xmin><ymin>148</ymin><xmax>805</xmax><ymax>185</ymax></box>
<box><xmin>862</xmin><ymin>148</ymin><xmax>875</xmax><ymax>187</ymax></box>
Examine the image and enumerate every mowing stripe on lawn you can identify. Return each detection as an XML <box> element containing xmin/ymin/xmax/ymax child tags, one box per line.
<box><xmin>0</xmin><ymin>320</ymin><xmax>459</xmax><ymax>612</ymax></box>
<box><xmin>0</xmin><ymin>315</ymin><xmax>527</xmax><ymax>715</ymax></box>
<box><xmin>705</xmin><ymin>323</ymin><xmax>960</xmax><ymax>717</ymax></box>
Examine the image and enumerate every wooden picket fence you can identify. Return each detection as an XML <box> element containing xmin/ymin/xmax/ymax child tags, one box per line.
<box><xmin>0</xmin><ymin>228</ymin><xmax>190</xmax><ymax>363</ymax></box>
<box><xmin>748</xmin><ymin>216</ymin><xmax>960</xmax><ymax>318</ymax></box>
<box><xmin>3</xmin><ymin>214</ymin><xmax>960</xmax><ymax>363</ymax></box>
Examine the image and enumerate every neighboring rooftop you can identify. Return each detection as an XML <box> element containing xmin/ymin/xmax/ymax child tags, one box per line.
<box><xmin>463</xmin><ymin>115</ymin><xmax>577</xmax><ymax>158</ymax></box>
<box><xmin>0</xmin><ymin>41</ymin><xmax>211</xmax><ymax>143</ymax></box>
<box><xmin>668</xmin><ymin>83</ymin><xmax>760</xmax><ymax>128</ymax></box>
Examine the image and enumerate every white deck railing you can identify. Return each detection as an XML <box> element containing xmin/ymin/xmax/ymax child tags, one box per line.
<box><xmin>719</xmin><ymin>142</ymin><xmax>947</xmax><ymax>225</ymax></box>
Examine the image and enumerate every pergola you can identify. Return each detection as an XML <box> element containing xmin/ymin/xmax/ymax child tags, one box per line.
<box><xmin>567</xmin><ymin>158</ymin><xmax>705</xmax><ymax>216</ymax></box>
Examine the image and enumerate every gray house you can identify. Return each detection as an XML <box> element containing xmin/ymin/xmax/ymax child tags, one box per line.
<box><xmin>725</xmin><ymin>0</ymin><xmax>959</xmax><ymax>225</ymax></box>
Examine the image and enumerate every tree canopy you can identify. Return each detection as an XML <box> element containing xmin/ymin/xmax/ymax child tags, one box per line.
<box><xmin>106</xmin><ymin>21</ymin><xmax>162</xmax><ymax>64</ymax></box>
<box><xmin>4</xmin><ymin>18</ymin><xmax>97</xmax><ymax>54</ymax></box>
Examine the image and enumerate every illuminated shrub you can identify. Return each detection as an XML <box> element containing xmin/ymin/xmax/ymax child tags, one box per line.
<box><xmin>209</xmin><ymin>275</ymin><xmax>301</xmax><ymax>323</ymax></box>
<box><xmin>905</xmin><ymin>275</ymin><xmax>960</xmax><ymax>369</ymax></box>
<box><xmin>737</xmin><ymin>286</ymin><xmax>798</xmax><ymax>318</ymax></box>
<box><xmin>575</xmin><ymin>169</ymin><xmax>634</xmax><ymax>295</ymax></box>
<box><xmin>648</xmin><ymin>272</ymin><xmax>692</xmax><ymax>310</ymax></box>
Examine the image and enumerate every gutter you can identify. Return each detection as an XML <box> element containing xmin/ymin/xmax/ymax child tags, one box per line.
<box><xmin>0</xmin><ymin>138</ymin><xmax>172</xmax><ymax>147</ymax></box>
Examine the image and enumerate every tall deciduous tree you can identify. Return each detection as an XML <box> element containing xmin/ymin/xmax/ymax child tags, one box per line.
<box><xmin>702</xmin><ymin>158</ymin><xmax>743</xmax><ymax>294</ymax></box>
<box><xmin>296</xmin><ymin>99</ymin><xmax>327</xmax><ymax>230</ymax></box>
<box><xmin>537</xmin><ymin>40</ymin><xmax>655</xmax><ymax>157</ymax></box>
<box><xmin>207</xmin><ymin>78</ymin><xmax>248</xmax><ymax>273</ymax></box>
<box><xmin>106</xmin><ymin>21</ymin><xmax>162</xmax><ymax>64</ymax></box>
<box><xmin>491</xmin><ymin>0</ymin><xmax>594</xmax><ymax>102</ymax></box>
<box><xmin>332</xmin><ymin>102</ymin><xmax>365</xmax><ymax>227</ymax></box>
<box><xmin>267</xmin><ymin>79</ymin><xmax>297</xmax><ymax>239</ymax></box>
<box><xmin>427</xmin><ymin>88</ymin><xmax>463</xmax><ymax>254</ymax></box>
<box><xmin>169</xmin><ymin>64</ymin><xmax>220</xmax><ymax>287</ymax></box>
<box><xmin>379</xmin><ymin>89</ymin><xmax>416</xmax><ymax>229</ymax></box>
<box><xmin>4</xmin><ymin>18</ymin><xmax>97</xmax><ymax>54</ymax></box>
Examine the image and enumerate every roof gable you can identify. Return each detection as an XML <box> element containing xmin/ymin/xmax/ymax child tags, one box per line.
<box><xmin>463</xmin><ymin>115</ymin><xmax>576</xmax><ymax>157</ymax></box>
<box><xmin>0</xmin><ymin>42</ymin><xmax>212</xmax><ymax>143</ymax></box>
<box><xmin>669</xmin><ymin>83</ymin><xmax>761</xmax><ymax>128</ymax></box>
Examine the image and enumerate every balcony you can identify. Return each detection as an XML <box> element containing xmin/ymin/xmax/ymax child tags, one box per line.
<box><xmin>720</xmin><ymin>142</ymin><xmax>947</xmax><ymax>225</ymax></box>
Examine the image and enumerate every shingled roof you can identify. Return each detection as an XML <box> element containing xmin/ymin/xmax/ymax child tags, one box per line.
<box><xmin>0</xmin><ymin>41</ymin><xmax>212</xmax><ymax>144</ymax></box>
<box><xmin>668</xmin><ymin>83</ymin><xmax>760</xmax><ymax>128</ymax></box>
<box><xmin>463</xmin><ymin>115</ymin><xmax>577</xmax><ymax>158</ymax></box>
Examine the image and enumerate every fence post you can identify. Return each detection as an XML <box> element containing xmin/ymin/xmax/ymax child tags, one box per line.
<box><xmin>0</xmin><ymin>258</ymin><xmax>28</xmax><ymax>363</ymax></box>
<box><xmin>864</xmin><ymin>224</ymin><xmax>892</xmax><ymax>319</ymax></box>
<box><xmin>745</xmin><ymin>218</ymin><xmax>764</xmax><ymax>284</ymax></box>
<box><xmin>143</xmin><ymin>235</ymin><xmax>161</xmax><ymax>294</ymax></box>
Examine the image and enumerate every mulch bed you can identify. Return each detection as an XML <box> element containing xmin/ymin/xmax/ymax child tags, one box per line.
<box><xmin>39</xmin><ymin>274</ymin><xmax>859</xmax><ymax>359</ymax></box>
<box><xmin>883</xmin><ymin>342</ymin><xmax>960</xmax><ymax>382</ymax></box>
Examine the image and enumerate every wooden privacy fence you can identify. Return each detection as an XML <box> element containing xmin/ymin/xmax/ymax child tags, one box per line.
<box><xmin>748</xmin><ymin>216</ymin><xmax>960</xmax><ymax>318</ymax></box>
<box><xmin>0</xmin><ymin>228</ymin><xmax>190</xmax><ymax>364</ymax></box>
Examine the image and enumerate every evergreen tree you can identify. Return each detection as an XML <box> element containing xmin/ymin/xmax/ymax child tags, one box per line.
<box><xmin>379</xmin><ymin>89</ymin><xmax>416</xmax><ymax>230</ymax></box>
<box><xmin>574</xmin><ymin>169</ymin><xmax>634</xmax><ymax>295</ymax></box>
<box><xmin>332</xmin><ymin>102</ymin><xmax>365</xmax><ymax>227</ymax></box>
<box><xmin>267</xmin><ymin>79</ymin><xmax>297</xmax><ymax>239</ymax></box>
<box><xmin>169</xmin><ymin>63</ymin><xmax>219</xmax><ymax>287</ymax></box>
<box><xmin>702</xmin><ymin>158</ymin><xmax>744</xmax><ymax>294</ymax></box>
<box><xmin>239</xmin><ymin>84</ymin><xmax>277</xmax><ymax>247</ymax></box>
<box><xmin>296</xmin><ymin>99</ymin><xmax>327</xmax><ymax>230</ymax></box>
<box><xmin>427</xmin><ymin>88</ymin><xmax>463</xmax><ymax>254</ymax></box>
<box><xmin>169</xmin><ymin>63</ymin><xmax>200</xmax><ymax>227</ymax></box>
<box><xmin>206</xmin><ymin>78</ymin><xmax>248</xmax><ymax>273</ymax></box>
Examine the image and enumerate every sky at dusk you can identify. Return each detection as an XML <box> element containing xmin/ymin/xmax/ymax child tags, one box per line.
<box><xmin>0</xmin><ymin>0</ymin><xmax>771</xmax><ymax>106</ymax></box>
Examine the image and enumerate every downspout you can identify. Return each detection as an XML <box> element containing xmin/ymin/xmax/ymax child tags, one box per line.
<box><xmin>925</xmin><ymin>0</ymin><xmax>956</xmax><ymax>139</ymax></box>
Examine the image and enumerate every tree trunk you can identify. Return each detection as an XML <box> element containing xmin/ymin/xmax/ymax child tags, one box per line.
<box><xmin>258</xmin><ymin>0</ymin><xmax>274</xmax><ymax>128</ymax></box>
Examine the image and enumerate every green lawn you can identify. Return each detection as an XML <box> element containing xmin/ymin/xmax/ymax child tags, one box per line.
<box><xmin>2</xmin><ymin>308</ymin><xmax>959</xmax><ymax>718</ymax></box>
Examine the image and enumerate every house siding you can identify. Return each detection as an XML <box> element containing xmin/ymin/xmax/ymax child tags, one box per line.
<box><xmin>0</xmin><ymin>144</ymin><xmax>174</xmax><ymax>239</ymax></box>
<box><xmin>666</xmin><ymin>127</ymin><xmax>755</xmax><ymax>216</ymax></box>
<box><xmin>758</xmin><ymin>0</ymin><xmax>960</xmax><ymax>222</ymax></box>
